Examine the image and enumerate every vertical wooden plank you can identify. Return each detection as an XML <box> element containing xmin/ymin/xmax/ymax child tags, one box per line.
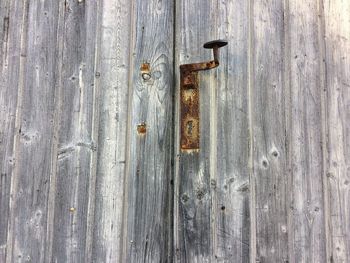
<box><xmin>174</xmin><ymin>0</ymin><xmax>248</xmax><ymax>261</ymax></box>
<box><xmin>51</xmin><ymin>0</ymin><xmax>100</xmax><ymax>262</ymax></box>
<box><xmin>287</xmin><ymin>0</ymin><xmax>327</xmax><ymax>262</ymax></box>
<box><xmin>174</xmin><ymin>0</ymin><xmax>213</xmax><ymax>261</ymax></box>
<box><xmin>323</xmin><ymin>0</ymin><xmax>350</xmax><ymax>262</ymax></box>
<box><xmin>0</xmin><ymin>0</ymin><xmax>22</xmax><ymax>260</ymax></box>
<box><xmin>91</xmin><ymin>0</ymin><xmax>132</xmax><ymax>262</ymax></box>
<box><xmin>251</xmin><ymin>0</ymin><xmax>289</xmax><ymax>261</ymax></box>
<box><xmin>215</xmin><ymin>0</ymin><xmax>250</xmax><ymax>262</ymax></box>
<box><xmin>4</xmin><ymin>0</ymin><xmax>61</xmax><ymax>262</ymax></box>
<box><xmin>123</xmin><ymin>0</ymin><xmax>174</xmax><ymax>261</ymax></box>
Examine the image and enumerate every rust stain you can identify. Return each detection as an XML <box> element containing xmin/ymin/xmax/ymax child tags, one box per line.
<box><xmin>179</xmin><ymin>40</ymin><xmax>227</xmax><ymax>151</ymax></box>
<box><xmin>140</xmin><ymin>62</ymin><xmax>151</xmax><ymax>80</ymax></box>
<box><xmin>180</xmin><ymin>71</ymin><xmax>200</xmax><ymax>151</ymax></box>
<box><xmin>137</xmin><ymin>122</ymin><xmax>147</xmax><ymax>135</ymax></box>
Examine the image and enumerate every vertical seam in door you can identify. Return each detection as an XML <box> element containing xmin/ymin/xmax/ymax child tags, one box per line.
<box><xmin>45</xmin><ymin>0</ymin><xmax>66</xmax><ymax>261</ymax></box>
<box><xmin>169</xmin><ymin>0</ymin><xmax>177</xmax><ymax>261</ymax></box>
<box><xmin>173</xmin><ymin>0</ymin><xmax>181</xmax><ymax>261</ymax></box>
<box><xmin>247</xmin><ymin>0</ymin><xmax>256</xmax><ymax>262</ymax></box>
<box><xmin>84</xmin><ymin>0</ymin><xmax>103</xmax><ymax>261</ymax></box>
<box><xmin>209</xmin><ymin>0</ymin><xmax>219</xmax><ymax>260</ymax></box>
<box><xmin>120</xmin><ymin>0</ymin><xmax>136</xmax><ymax>261</ymax></box>
<box><xmin>282</xmin><ymin>0</ymin><xmax>293</xmax><ymax>262</ymax></box>
<box><xmin>318</xmin><ymin>0</ymin><xmax>331</xmax><ymax>261</ymax></box>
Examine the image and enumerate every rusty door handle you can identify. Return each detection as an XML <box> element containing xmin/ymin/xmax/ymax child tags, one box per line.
<box><xmin>180</xmin><ymin>39</ymin><xmax>228</xmax><ymax>151</ymax></box>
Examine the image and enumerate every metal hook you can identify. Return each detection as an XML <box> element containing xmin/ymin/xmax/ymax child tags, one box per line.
<box><xmin>180</xmin><ymin>40</ymin><xmax>228</xmax><ymax>151</ymax></box>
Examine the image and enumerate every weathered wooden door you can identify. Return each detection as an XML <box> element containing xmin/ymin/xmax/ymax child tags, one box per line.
<box><xmin>1</xmin><ymin>0</ymin><xmax>349</xmax><ymax>262</ymax></box>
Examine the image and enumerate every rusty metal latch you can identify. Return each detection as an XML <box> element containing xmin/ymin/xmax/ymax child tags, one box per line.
<box><xmin>180</xmin><ymin>39</ymin><xmax>228</xmax><ymax>151</ymax></box>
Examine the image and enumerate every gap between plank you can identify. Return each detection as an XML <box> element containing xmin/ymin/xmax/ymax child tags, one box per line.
<box><xmin>317</xmin><ymin>0</ymin><xmax>331</xmax><ymax>261</ymax></box>
<box><xmin>45</xmin><ymin>0</ymin><xmax>67</xmax><ymax>261</ymax></box>
<box><xmin>84</xmin><ymin>0</ymin><xmax>103</xmax><ymax>261</ymax></box>
<box><xmin>120</xmin><ymin>0</ymin><xmax>136</xmax><ymax>261</ymax></box>
<box><xmin>247</xmin><ymin>0</ymin><xmax>257</xmax><ymax>262</ymax></box>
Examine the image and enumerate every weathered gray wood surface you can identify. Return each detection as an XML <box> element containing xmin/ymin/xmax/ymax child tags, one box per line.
<box><xmin>91</xmin><ymin>0</ymin><xmax>131</xmax><ymax>262</ymax></box>
<box><xmin>0</xmin><ymin>0</ymin><xmax>349</xmax><ymax>262</ymax></box>
<box><xmin>3</xmin><ymin>1</ymin><xmax>60</xmax><ymax>262</ymax></box>
<box><xmin>51</xmin><ymin>0</ymin><xmax>101</xmax><ymax>262</ymax></box>
<box><xmin>288</xmin><ymin>1</ymin><xmax>327</xmax><ymax>262</ymax></box>
<box><xmin>174</xmin><ymin>0</ymin><xmax>214</xmax><ymax>262</ymax></box>
<box><xmin>324</xmin><ymin>1</ymin><xmax>350</xmax><ymax>262</ymax></box>
<box><xmin>174</xmin><ymin>0</ymin><xmax>250</xmax><ymax>262</ymax></box>
<box><xmin>251</xmin><ymin>0</ymin><xmax>289</xmax><ymax>261</ymax></box>
<box><xmin>215</xmin><ymin>0</ymin><xmax>250</xmax><ymax>262</ymax></box>
<box><xmin>122</xmin><ymin>0</ymin><xmax>174</xmax><ymax>262</ymax></box>
<box><xmin>0</xmin><ymin>0</ymin><xmax>18</xmax><ymax>261</ymax></box>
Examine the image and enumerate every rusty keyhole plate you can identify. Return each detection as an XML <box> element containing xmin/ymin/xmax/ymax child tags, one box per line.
<box><xmin>180</xmin><ymin>70</ymin><xmax>200</xmax><ymax>150</ymax></box>
<box><xmin>179</xmin><ymin>39</ymin><xmax>227</xmax><ymax>152</ymax></box>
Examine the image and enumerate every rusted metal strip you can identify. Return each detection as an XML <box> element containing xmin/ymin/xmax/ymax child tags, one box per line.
<box><xmin>180</xmin><ymin>70</ymin><xmax>200</xmax><ymax>150</ymax></box>
<box><xmin>179</xmin><ymin>40</ymin><xmax>228</xmax><ymax>151</ymax></box>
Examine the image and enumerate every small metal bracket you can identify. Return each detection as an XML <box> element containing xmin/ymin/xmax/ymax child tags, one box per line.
<box><xmin>180</xmin><ymin>40</ymin><xmax>228</xmax><ymax>151</ymax></box>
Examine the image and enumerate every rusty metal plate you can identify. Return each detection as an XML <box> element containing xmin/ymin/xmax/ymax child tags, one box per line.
<box><xmin>179</xmin><ymin>39</ymin><xmax>227</xmax><ymax>151</ymax></box>
<box><xmin>180</xmin><ymin>70</ymin><xmax>200</xmax><ymax>150</ymax></box>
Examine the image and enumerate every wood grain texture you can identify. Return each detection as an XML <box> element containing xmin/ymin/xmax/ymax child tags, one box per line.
<box><xmin>323</xmin><ymin>0</ymin><xmax>350</xmax><ymax>262</ymax></box>
<box><xmin>287</xmin><ymin>0</ymin><xmax>327</xmax><ymax>262</ymax></box>
<box><xmin>0</xmin><ymin>0</ymin><xmax>21</xmax><ymax>261</ymax></box>
<box><xmin>91</xmin><ymin>0</ymin><xmax>131</xmax><ymax>262</ymax></box>
<box><xmin>51</xmin><ymin>0</ymin><xmax>100</xmax><ymax>262</ymax></box>
<box><xmin>1</xmin><ymin>0</ymin><xmax>350</xmax><ymax>262</ymax></box>
<box><xmin>215</xmin><ymin>0</ymin><xmax>250</xmax><ymax>262</ymax></box>
<box><xmin>174</xmin><ymin>0</ymin><xmax>250</xmax><ymax>261</ymax></box>
<box><xmin>250</xmin><ymin>0</ymin><xmax>289</xmax><ymax>262</ymax></box>
<box><xmin>4</xmin><ymin>0</ymin><xmax>61</xmax><ymax>262</ymax></box>
<box><xmin>174</xmin><ymin>0</ymin><xmax>214</xmax><ymax>262</ymax></box>
<box><xmin>122</xmin><ymin>0</ymin><xmax>174</xmax><ymax>261</ymax></box>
